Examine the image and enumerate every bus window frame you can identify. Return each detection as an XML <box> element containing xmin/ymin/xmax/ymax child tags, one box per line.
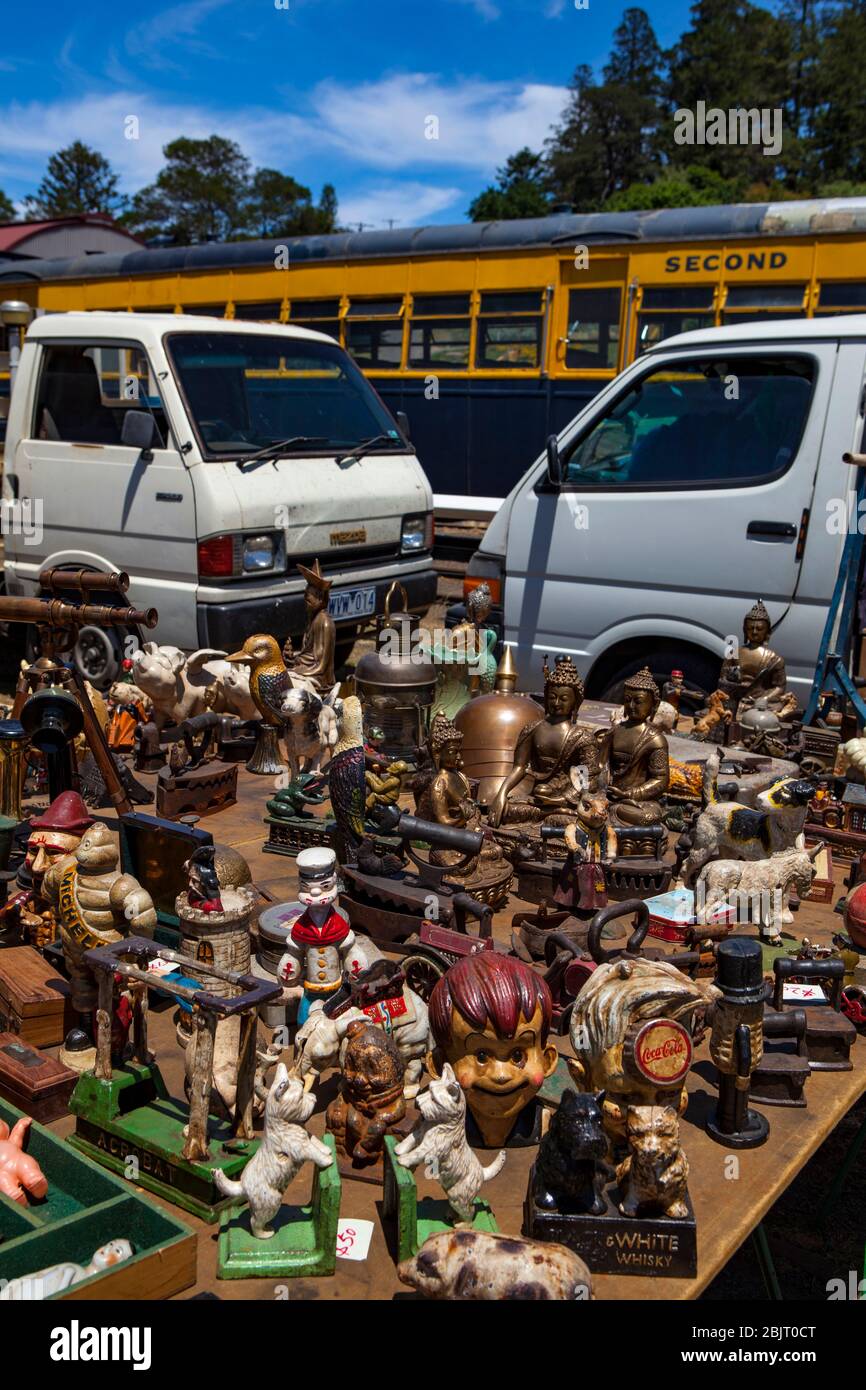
<box><xmin>344</xmin><ymin>296</ymin><xmax>407</xmax><ymax>372</ymax></box>
<box><xmin>474</xmin><ymin>290</ymin><xmax>545</xmax><ymax>372</ymax></box>
<box><xmin>406</xmin><ymin>292</ymin><xmax>472</xmax><ymax>372</ymax></box>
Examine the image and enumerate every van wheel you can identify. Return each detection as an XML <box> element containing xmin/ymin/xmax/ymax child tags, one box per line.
<box><xmin>73</xmin><ymin>626</ymin><xmax>123</xmax><ymax>691</ymax></box>
<box><xmin>597</xmin><ymin>650</ymin><xmax>720</xmax><ymax>708</ymax></box>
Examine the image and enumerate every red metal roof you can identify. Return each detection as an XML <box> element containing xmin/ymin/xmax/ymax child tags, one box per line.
<box><xmin>0</xmin><ymin>215</ymin><xmax>142</xmax><ymax>252</ymax></box>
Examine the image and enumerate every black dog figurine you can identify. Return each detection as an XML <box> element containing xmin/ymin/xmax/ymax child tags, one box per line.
<box><xmin>534</xmin><ymin>1089</ymin><xmax>612</xmax><ymax>1216</ymax></box>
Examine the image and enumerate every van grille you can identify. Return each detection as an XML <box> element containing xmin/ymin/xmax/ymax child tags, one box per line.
<box><xmin>295</xmin><ymin>543</ymin><xmax>403</xmax><ymax>573</ymax></box>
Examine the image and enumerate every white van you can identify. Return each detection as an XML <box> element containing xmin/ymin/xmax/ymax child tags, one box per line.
<box><xmin>464</xmin><ymin>316</ymin><xmax>866</xmax><ymax>704</ymax></box>
<box><xmin>2</xmin><ymin>312</ymin><xmax>436</xmax><ymax>684</ymax></box>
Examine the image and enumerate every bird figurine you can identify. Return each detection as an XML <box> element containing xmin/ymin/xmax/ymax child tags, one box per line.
<box><xmin>227</xmin><ymin>635</ymin><xmax>292</xmax><ymax>727</ymax></box>
<box><xmin>183</xmin><ymin>844</ymin><xmax>224</xmax><ymax>914</ymax></box>
<box><xmin>326</xmin><ymin>695</ymin><xmax>368</xmax><ymax>865</ymax></box>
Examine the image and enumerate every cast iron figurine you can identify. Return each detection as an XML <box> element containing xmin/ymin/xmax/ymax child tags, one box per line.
<box><xmin>326</xmin><ymin>1019</ymin><xmax>407</xmax><ymax>1167</ymax></box>
<box><xmin>326</xmin><ymin>695</ymin><xmax>368</xmax><ymax>865</ymax></box>
<box><xmin>706</xmin><ymin>936</ymin><xmax>769</xmax><ymax>1148</ymax></box>
<box><xmin>277</xmin><ymin>846</ymin><xmax>362</xmax><ymax>1025</ymax></box>
<box><xmin>428</xmin><ymin>953</ymin><xmax>558</xmax><ymax>1147</ymax></box>
<box><xmin>616</xmin><ymin>1104</ymin><xmax>690</xmax><ymax>1219</ymax></box>
<box><xmin>718</xmin><ymin>597</ymin><xmax>798</xmax><ymax>722</ymax></box>
<box><xmin>533</xmin><ymin>1089</ymin><xmax>612</xmax><ymax>1216</ymax></box>
<box><xmin>184</xmin><ymin>844</ymin><xmax>224</xmax><ymax>914</ymax></box>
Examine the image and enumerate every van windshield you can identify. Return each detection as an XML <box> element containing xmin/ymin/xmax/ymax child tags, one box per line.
<box><xmin>166</xmin><ymin>331</ymin><xmax>401</xmax><ymax>458</ymax></box>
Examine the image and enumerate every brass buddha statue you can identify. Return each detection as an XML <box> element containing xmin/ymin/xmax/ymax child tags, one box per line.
<box><xmin>488</xmin><ymin>655</ymin><xmax>599</xmax><ymax>827</ymax></box>
<box><xmin>415</xmin><ymin>713</ymin><xmax>507</xmax><ymax>895</ymax></box>
<box><xmin>281</xmin><ymin>560</ymin><xmax>336</xmax><ymax>694</ymax></box>
<box><xmin>719</xmin><ymin>598</ymin><xmax>798</xmax><ymax>722</ymax></box>
<box><xmin>598</xmin><ymin>666</ymin><xmax>669</xmax><ymax>828</ymax></box>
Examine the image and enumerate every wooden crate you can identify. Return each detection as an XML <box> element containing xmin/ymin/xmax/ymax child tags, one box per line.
<box><xmin>0</xmin><ymin>1034</ymin><xmax>77</xmax><ymax>1122</ymax></box>
<box><xmin>0</xmin><ymin>1095</ymin><xmax>196</xmax><ymax>1300</ymax></box>
<box><xmin>0</xmin><ymin>947</ymin><xmax>75</xmax><ymax>1047</ymax></box>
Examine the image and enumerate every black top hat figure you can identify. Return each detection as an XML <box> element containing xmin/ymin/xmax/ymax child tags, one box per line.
<box><xmin>706</xmin><ymin>937</ymin><xmax>770</xmax><ymax>1149</ymax></box>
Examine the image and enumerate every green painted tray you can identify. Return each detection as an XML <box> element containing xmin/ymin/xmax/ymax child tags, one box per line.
<box><xmin>217</xmin><ymin>1134</ymin><xmax>341</xmax><ymax>1279</ymax></box>
<box><xmin>0</xmin><ymin>1095</ymin><xmax>196</xmax><ymax>1300</ymax></box>
<box><xmin>382</xmin><ymin>1135</ymin><xmax>497</xmax><ymax>1263</ymax></box>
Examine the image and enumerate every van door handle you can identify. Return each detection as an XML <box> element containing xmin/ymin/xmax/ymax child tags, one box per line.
<box><xmin>746</xmin><ymin>520</ymin><xmax>797</xmax><ymax>541</ymax></box>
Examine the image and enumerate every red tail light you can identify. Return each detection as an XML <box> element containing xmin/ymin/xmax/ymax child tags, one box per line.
<box><xmin>198</xmin><ymin>535</ymin><xmax>235</xmax><ymax>577</ymax></box>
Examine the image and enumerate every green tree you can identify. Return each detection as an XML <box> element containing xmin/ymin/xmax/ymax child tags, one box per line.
<box><xmin>603</xmin><ymin>6</ymin><xmax>666</xmax><ymax>96</ymax></box>
<box><xmin>0</xmin><ymin>188</ymin><xmax>15</xmax><ymax>221</ymax></box>
<box><xmin>245</xmin><ymin>168</ymin><xmax>317</xmax><ymax>237</ymax></box>
<box><xmin>468</xmin><ymin>148</ymin><xmax>552</xmax><ymax>221</ymax></box>
<box><xmin>125</xmin><ymin>135</ymin><xmax>252</xmax><ymax>243</ymax></box>
<box><xmin>606</xmin><ymin>163</ymin><xmax>742</xmax><ymax>209</ymax></box>
<box><xmin>663</xmin><ymin>0</ymin><xmax>793</xmax><ymax>183</ymax></box>
<box><xmin>317</xmin><ymin>183</ymin><xmax>339</xmax><ymax>232</ymax></box>
<box><xmin>23</xmin><ymin>142</ymin><xmax>123</xmax><ymax>218</ymax></box>
<box><xmin>811</xmin><ymin>0</ymin><xmax>866</xmax><ymax>184</ymax></box>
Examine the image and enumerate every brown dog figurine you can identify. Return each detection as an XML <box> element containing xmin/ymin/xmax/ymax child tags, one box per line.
<box><xmin>325</xmin><ymin>1020</ymin><xmax>407</xmax><ymax>1167</ymax></box>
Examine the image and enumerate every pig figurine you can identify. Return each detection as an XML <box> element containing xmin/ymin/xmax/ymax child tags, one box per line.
<box><xmin>398</xmin><ymin>1229</ymin><xmax>593</xmax><ymax>1300</ymax></box>
<box><xmin>131</xmin><ymin>643</ymin><xmax>259</xmax><ymax>729</ymax></box>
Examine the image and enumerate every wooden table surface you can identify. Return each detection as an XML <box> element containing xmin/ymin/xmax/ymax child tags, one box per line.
<box><xmin>38</xmin><ymin>765</ymin><xmax>866</xmax><ymax>1301</ymax></box>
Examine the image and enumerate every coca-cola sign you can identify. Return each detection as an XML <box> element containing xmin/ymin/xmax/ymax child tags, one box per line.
<box><xmin>632</xmin><ymin>1019</ymin><xmax>692</xmax><ymax>1086</ymax></box>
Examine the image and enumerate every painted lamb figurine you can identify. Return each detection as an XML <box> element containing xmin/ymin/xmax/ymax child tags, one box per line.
<box><xmin>394</xmin><ymin>1063</ymin><xmax>506</xmax><ymax>1223</ymax></box>
<box><xmin>212</xmin><ymin>1063</ymin><xmax>332</xmax><ymax>1238</ymax></box>
<box><xmin>280</xmin><ymin>682</ymin><xmax>344</xmax><ymax>780</ymax></box>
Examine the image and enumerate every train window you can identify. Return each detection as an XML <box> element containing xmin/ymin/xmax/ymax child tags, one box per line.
<box><xmin>32</xmin><ymin>342</ymin><xmax>167</xmax><ymax>447</ymax></box>
<box><xmin>289</xmin><ymin>299</ymin><xmax>341</xmax><ymax>341</ymax></box>
<box><xmin>182</xmin><ymin>305</ymin><xmax>227</xmax><ymax>317</ymax></box>
<box><xmin>816</xmin><ymin>282</ymin><xmax>866</xmax><ymax>312</ymax></box>
<box><xmin>560</xmin><ymin>355</ymin><xmax>815</xmax><ymax>490</ymax></box>
<box><xmin>408</xmin><ymin>293</ymin><xmax>471</xmax><ymax>368</ymax></box>
<box><xmin>234</xmin><ymin>302</ymin><xmax>282</xmax><ymax>320</ymax></box>
<box><xmin>722</xmin><ymin>284</ymin><xmax>806</xmax><ymax>323</ymax></box>
<box><xmin>636</xmin><ymin>285</ymin><xmax>715</xmax><ymax>353</ymax></box>
<box><xmin>345</xmin><ymin>298</ymin><xmax>404</xmax><ymax>368</ymax></box>
<box><xmin>564</xmin><ymin>288</ymin><xmax>621</xmax><ymax>369</ymax></box>
<box><xmin>476</xmin><ymin>290</ymin><xmax>543</xmax><ymax>369</ymax></box>
<box><xmin>642</xmin><ymin>287</ymin><xmax>714</xmax><ymax>310</ymax></box>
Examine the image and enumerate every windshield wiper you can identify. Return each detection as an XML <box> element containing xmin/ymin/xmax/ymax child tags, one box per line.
<box><xmin>235</xmin><ymin>436</ymin><xmax>329</xmax><ymax>470</ymax></box>
<box><xmin>335</xmin><ymin>433</ymin><xmax>402</xmax><ymax>464</ymax></box>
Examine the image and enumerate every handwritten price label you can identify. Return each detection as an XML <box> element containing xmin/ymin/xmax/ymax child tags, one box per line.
<box><xmin>335</xmin><ymin>1218</ymin><xmax>374</xmax><ymax>1262</ymax></box>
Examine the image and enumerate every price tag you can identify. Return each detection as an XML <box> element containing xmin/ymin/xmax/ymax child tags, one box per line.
<box><xmin>335</xmin><ymin>1218</ymin><xmax>374</xmax><ymax>1261</ymax></box>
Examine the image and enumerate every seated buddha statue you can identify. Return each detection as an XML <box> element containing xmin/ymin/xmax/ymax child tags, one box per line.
<box><xmin>718</xmin><ymin>598</ymin><xmax>798</xmax><ymax>722</ymax></box>
<box><xmin>488</xmin><ymin>656</ymin><xmax>599</xmax><ymax>827</ymax></box>
<box><xmin>597</xmin><ymin>666</ymin><xmax>670</xmax><ymax>829</ymax></box>
<box><xmin>415</xmin><ymin>713</ymin><xmax>504</xmax><ymax>881</ymax></box>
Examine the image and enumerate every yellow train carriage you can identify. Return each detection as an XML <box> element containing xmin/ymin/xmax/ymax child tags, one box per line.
<box><xmin>2</xmin><ymin>197</ymin><xmax>866</xmax><ymax>496</ymax></box>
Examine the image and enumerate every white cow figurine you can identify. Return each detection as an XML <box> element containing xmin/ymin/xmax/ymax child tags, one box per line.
<box><xmin>280</xmin><ymin>683</ymin><xmax>344</xmax><ymax>780</ymax></box>
<box><xmin>132</xmin><ymin>642</ymin><xmax>259</xmax><ymax>728</ymax></box>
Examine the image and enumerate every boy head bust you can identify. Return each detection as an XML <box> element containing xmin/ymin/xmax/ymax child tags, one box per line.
<box><xmin>429</xmin><ymin>953</ymin><xmax>557</xmax><ymax>1147</ymax></box>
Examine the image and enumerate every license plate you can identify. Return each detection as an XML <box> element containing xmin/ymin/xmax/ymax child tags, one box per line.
<box><xmin>329</xmin><ymin>585</ymin><xmax>376</xmax><ymax>621</ymax></box>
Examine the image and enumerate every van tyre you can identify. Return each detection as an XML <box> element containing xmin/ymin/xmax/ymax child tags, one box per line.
<box><xmin>597</xmin><ymin>648</ymin><xmax>720</xmax><ymax>709</ymax></box>
<box><xmin>73</xmin><ymin>625</ymin><xmax>123</xmax><ymax>691</ymax></box>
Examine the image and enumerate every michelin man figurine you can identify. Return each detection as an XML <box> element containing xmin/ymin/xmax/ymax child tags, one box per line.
<box><xmin>277</xmin><ymin>846</ymin><xmax>366</xmax><ymax>1026</ymax></box>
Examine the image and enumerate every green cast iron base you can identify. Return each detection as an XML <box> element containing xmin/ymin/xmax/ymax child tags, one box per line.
<box><xmin>383</xmin><ymin>1135</ymin><xmax>497</xmax><ymax>1263</ymax></box>
<box><xmin>216</xmin><ymin>1134</ymin><xmax>341</xmax><ymax>1278</ymax></box>
<box><xmin>68</xmin><ymin>1060</ymin><xmax>257</xmax><ymax>1222</ymax></box>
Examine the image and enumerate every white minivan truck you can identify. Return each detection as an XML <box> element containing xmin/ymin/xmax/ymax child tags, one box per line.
<box><xmin>464</xmin><ymin>316</ymin><xmax>866</xmax><ymax>706</ymax></box>
<box><xmin>2</xmin><ymin>312</ymin><xmax>436</xmax><ymax>684</ymax></box>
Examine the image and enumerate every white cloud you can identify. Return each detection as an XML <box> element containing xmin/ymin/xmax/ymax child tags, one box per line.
<box><xmin>337</xmin><ymin>182</ymin><xmax>464</xmax><ymax>229</ymax></box>
<box><xmin>0</xmin><ymin>72</ymin><xmax>567</xmax><ymax>195</ymax></box>
<box><xmin>301</xmin><ymin>72</ymin><xmax>567</xmax><ymax>172</ymax></box>
<box><xmin>124</xmin><ymin>0</ymin><xmax>237</xmax><ymax>68</ymax></box>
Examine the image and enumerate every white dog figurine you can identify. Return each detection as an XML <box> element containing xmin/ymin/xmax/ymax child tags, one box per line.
<box><xmin>695</xmin><ymin>843</ymin><xmax>822</xmax><ymax>944</ymax></box>
<box><xmin>394</xmin><ymin>1064</ymin><xmax>506</xmax><ymax>1223</ymax></box>
<box><xmin>681</xmin><ymin>750</ymin><xmax>815</xmax><ymax>887</ymax></box>
<box><xmin>212</xmin><ymin>1064</ymin><xmax>332</xmax><ymax>1238</ymax></box>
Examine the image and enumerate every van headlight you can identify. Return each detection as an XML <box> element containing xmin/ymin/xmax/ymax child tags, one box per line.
<box><xmin>401</xmin><ymin>513</ymin><xmax>433</xmax><ymax>553</ymax></box>
<box><xmin>242</xmin><ymin>533</ymin><xmax>285</xmax><ymax>573</ymax></box>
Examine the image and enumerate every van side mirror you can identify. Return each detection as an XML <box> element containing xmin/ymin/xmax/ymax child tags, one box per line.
<box><xmin>121</xmin><ymin>410</ymin><xmax>157</xmax><ymax>460</ymax></box>
<box><xmin>396</xmin><ymin>410</ymin><xmax>411</xmax><ymax>443</ymax></box>
<box><xmin>546</xmin><ymin>433</ymin><xmax>563</xmax><ymax>487</ymax></box>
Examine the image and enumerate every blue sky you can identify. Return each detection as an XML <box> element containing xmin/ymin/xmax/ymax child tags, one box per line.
<box><xmin>0</xmin><ymin>0</ymin><xmax>696</xmax><ymax>229</ymax></box>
